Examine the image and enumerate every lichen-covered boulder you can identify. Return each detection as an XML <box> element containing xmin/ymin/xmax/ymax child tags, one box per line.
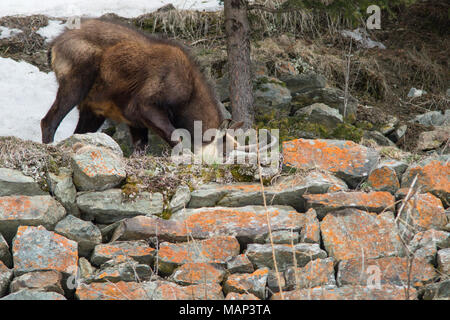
<box><xmin>71</xmin><ymin>145</ymin><xmax>126</xmax><ymax>191</ymax></box>
<box><xmin>12</xmin><ymin>226</ymin><xmax>78</xmax><ymax>278</ymax></box>
<box><xmin>76</xmin><ymin>189</ymin><xmax>164</xmax><ymax>224</ymax></box>
<box><xmin>0</xmin><ymin>195</ymin><xmax>66</xmax><ymax>242</ymax></box>
<box><xmin>401</xmin><ymin>155</ymin><xmax>450</xmax><ymax>206</ymax></box>
<box><xmin>0</xmin><ymin>168</ymin><xmax>47</xmax><ymax>196</ymax></box>
<box><xmin>320</xmin><ymin>209</ymin><xmax>403</xmax><ymax>261</ymax></box>
<box><xmin>283</xmin><ymin>139</ymin><xmax>379</xmax><ymax>188</ymax></box>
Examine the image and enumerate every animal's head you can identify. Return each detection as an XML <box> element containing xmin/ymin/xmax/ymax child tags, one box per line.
<box><xmin>198</xmin><ymin>120</ymin><xmax>277</xmax><ymax>164</ymax></box>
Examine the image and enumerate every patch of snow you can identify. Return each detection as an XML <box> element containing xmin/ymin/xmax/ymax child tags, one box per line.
<box><xmin>0</xmin><ymin>0</ymin><xmax>222</xmax><ymax>18</ymax></box>
<box><xmin>407</xmin><ymin>87</ymin><xmax>427</xmax><ymax>98</ymax></box>
<box><xmin>0</xmin><ymin>26</ymin><xmax>23</xmax><ymax>39</ymax></box>
<box><xmin>341</xmin><ymin>28</ymin><xmax>386</xmax><ymax>50</ymax></box>
<box><xmin>0</xmin><ymin>57</ymin><xmax>79</xmax><ymax>143</ymax></box>
<box><xmin>36</xmin><ymin>20</ymin><xmax>66</xmax><ymax>43</ymax></box>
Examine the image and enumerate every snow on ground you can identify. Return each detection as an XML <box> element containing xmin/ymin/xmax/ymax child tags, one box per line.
<box><xmin>0</xmin><ymin>26</ymin><xmax>23</xmax><ymax>39</ymax></box>
<box><xmin>37</xmin><ymin>20</ymin><xmax>66</xmax><ymax>43</ymax></box>
<box><xmin>0</xmin><ymin>57</ymin><xmax>79</xmax><ymax>143</ymax></box>
<box><xmin>0</xmin><ymin>0</ymin><xmax>221</xmax><ymax>18</ymax></box>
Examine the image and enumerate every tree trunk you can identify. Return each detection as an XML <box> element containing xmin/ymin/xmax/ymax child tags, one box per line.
<box><xmin>224</xmin><ymin>0</ymin><xmax>254</xmax><ymax>130</ymax></box>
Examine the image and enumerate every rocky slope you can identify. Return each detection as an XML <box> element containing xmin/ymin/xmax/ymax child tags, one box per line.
<box><xmin>0</xmin><ymin>132</ymin><xmax>448</xmax><ymax>300</ymax></box>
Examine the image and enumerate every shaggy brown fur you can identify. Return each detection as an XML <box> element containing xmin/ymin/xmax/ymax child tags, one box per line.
<box><xmin>41</xmin><ymin>19</ymin><xmax>225</xmax><ymax>148</ymax></box>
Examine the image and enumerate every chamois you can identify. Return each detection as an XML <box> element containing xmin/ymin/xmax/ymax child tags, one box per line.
<box><xmin>41</xmin><ymin>18</ymin><xmax>241</xmax><ymax>157</ymax></box>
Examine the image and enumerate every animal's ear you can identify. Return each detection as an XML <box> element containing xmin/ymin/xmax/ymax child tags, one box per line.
<box><xmin>219</xmin><ymin>119</ymin><xmax>231</xmax><ymax>130</ymax></box>
<box><xmin>228</xmin><ymin>121</ymin><xmax>244</xmax><ymax>130</ymax></box>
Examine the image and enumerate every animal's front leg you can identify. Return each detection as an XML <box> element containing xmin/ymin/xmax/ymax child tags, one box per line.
<box><xmin>74</xmin><ymin>101</ymin><xmax>106</xmax><ymax>134</ymax></box>
<box><xmin>129</xmin><ymin>126</ymin><xmax>149</xmax><ymax>152</ymax></box>
<box><xmin>138</xmin><ymin>104</ymin><xmax>177</xmax><ymax>147</ymax></box>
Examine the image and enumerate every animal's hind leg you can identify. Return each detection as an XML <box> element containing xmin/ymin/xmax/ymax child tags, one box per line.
<box><xmin>41</xmin><ymin>71</ymin><xmax>94</xmax><ymax>143</ymax></box>
<box><xmin>74</xmin><ymin>102</ymin><xmax>106</xmax><ymax>134</ymax></box>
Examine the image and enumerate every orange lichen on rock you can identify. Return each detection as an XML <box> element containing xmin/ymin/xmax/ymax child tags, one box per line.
<box><xmin>282</xmin><ymin>139</ymin><xmax>379</xmax><ymax>187</ymax></box>
<box><xmin>12</xmin><ymin>226</ymin><xmax>78</xmax><ymax>277</ymax></box>
<box><xmin>271</xmin><ymin>284</ymin><xmax>417</xmax><ymax>300</ymax></box>
<box><xmin>157</xmin><ymin>236</ymin><xmax>240</xmax><ymax>274</ymax></box>
<box><xmin>320</xmin><ymin>209</ymin><xmax>402</xmax><ymax>261</ymax></box>
<box><xmin>368</xmin><ymin>166</ymin><xmax>400</xmax><ymax>193</ymax></box>
<box><xmin>402</xmin><ymin>156</ymin><xmax>450</xmax><ymax>206</ymax></box>
<box><xmin>75</xmin><ymin>281</ymin><xmax>148</xmax><ymax>300</ymax></box>
<box><xmin>400</xmin><ymin>193</ymin><xmax>447</xmax><ymax>232</ymax></box>
<box><xmin>304</xmin><ymin>191</ymin><xmax>395</xmax><ymax>218</ymax></box>
<box><xmin>337</xmin><ymin>256</ymin><xmax>437</xmax><ymax>288</ymax></box>
<box><xmin>171</xmin><ymin>262</ymin><xmax>225</xmax><ymax>285</ymax></box>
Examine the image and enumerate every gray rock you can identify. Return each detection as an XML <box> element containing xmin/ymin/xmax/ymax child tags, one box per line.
<box><xmin>0</xmin><ymin>262</ymin><xmax>12</xmax><ymax>298</ymax></box>
<box><xmin>363</xmin><ymin>130</ymin><xmax>396</xmax><ymax>146</ymax></box>
<box><xmin>389</xmin><ymin>124</ymin><xmax>407</xmax><ymax>142</ymax></box>
<box><xmin>12</xmin><ymin>226</ymin><xmax>78</xmax><ymax>277</ymax></box>
<box><xmin>157</xmin><ymin>237</ymin><xmax>240</xmax><ymax>275</ymax></box>
<box><xmin>91</xmin><ymin>240</ymin><xmax>154</xmax><ymax>267</ymax></box>
<box><xmin>188</xmin><ymin>170</ymin><xmax>348</xmax><ymax>211</ymax></box>
<box><xmin>170</xmin><ymin>263</ymin><xmax>226</xmax><ymax>286</ymax></box>
<box><xmin>58</xmin><ymin>132</ymin><xmax>123</xmax><ymax>157</ymax></box>
<box><xmin>282</xmin><ymin>139</ymin><xmax>379</xmax><ymax>188</ymax></box>
<box><xmin>408</xmin><ymin>229</ymin><xmax>450</xmax><ymax>264</ymax></box>
<box><xmin>299</xmin><ymin>208</ymin><xmax>321</xmax><ymax>244</ymax></box>
<box><xmin>295</xmin><ymin>103</ymin><xmax>343</xmax><ymax>128</ymax></box>
<box><xmin>320</xmin><ymin>210</ymin><xmax>404</xmax><ymax>261</ymax></box>
<box><xmin>267</xmin><ymin>270</ymin><xmax>287</xmax><ymax>294</ymax></box>
<box><xmin>226</xmin><ymin>254</ymin><xmax>254</xmax><ymax>274</ymax></box>
<box><xmin>0</xmin><ymin>195</ymin><xmax>66</xmax><ymax>242</ymax></box>
<box><xmin>254</xmin><ymin>76</ymin><xmax>292</xmax><ymax>109</ymax></box>
<box><xmin>245</xmin><ymin>243</ymin><xmax>327</xmax><ymax>271</ymax></box>
<box><xmin>285</xmin><ymin>258</ymin><xmax>336</xmax><ymax>290</ymax></box>
<box><xmin>437</xmin><ymin>248</ymin><xmax>450</xmax><ymax>275</ymax></box>
<box><xmin>281</xmin><ymin>72</ymin><xmax>326</xmax><ymax>94</ymax></box>
<box><xmin>54</xmin><ymin>215</ymin><xmax>102</xmax><ymax>257</ymax></box>
<box><xmin>142</xmin><ymin>280</ymin><xmax>224</xmax><ymax>300</ymax></box>
<box><xmin>169</xmin><ymin>185</ymin><xmax>191</xmax><ymax>213</ymax></box>
<box><xmin>85</xmin><ymin>259</ymin><xmax>152</xmax><ymax>283</ymax></box>
<box><xmin>292</xmin><ymin>87</ymin><xmax>358</xmax><ymax>118</ymax></box>
<box><xmin>416</xmin><ymin>127</ymin><xmax>450</xmax><ymax>151</ymax></box>
<box><xmin>76</xmin><ymin>189</ymin><xmax>164</xmax><ymax>224</ymax></box>
<box><xmin>379</xmin><ymin>115</ymin><xmax>399</xmax><ymax>135</ymax></box>
<box><xmin>110</xmin><ymin>122</ymin><xmax>134</xmax><ymax>157</ymax></box>
<box><xmin>9</xmin><ymin>270</ymin><xmax>64</xmax><ymax>294</ymax></box>
<box><xmin>223</xmin><ymin>268</ymin><xmax>269</xmax><ymax>299</ymax></box>
<box><xmin>336</xmin><ymin>256</ymin><xmax>436</xmax><ymax>288</ymax></box>
<box><xmin>0</xmin><ymin>233</ymin><xmax>12</xmax><ymax>268</ymax></box>
<box><xmin>401</xmin><ymin>154</ymin><xmax>450</xmax><ymax>206</ymax></box>
<box><xmin>47</xmin><ymin>168</ymin><xmax>80</xmax><ymax>217</ymax></box>
<box><xmin>304</xmin><ymin>191</ymin><xmax>395</xmax><ymax>219</ymax></box>
<box><xmin>378</xmin><ymin>159</ymin><xmax>409</xmax><ymax>178</ymax></box>
<box><xmin>266</xmin><ymin>230</ymin><xmax>299</xmax><ymax>244</ymax></box>
<box><xmin>0</xmin><ymin>168</ymin><xmax>47</xmax><ymax>196</ymax></box>
<box><xmin>170</xmin><ymin>205</ymin><xmax>305</xmax><ymax>245</ymax></box>
<box><xmin>421</xmin><ymin>279</ymin><xmax>450</xmax><ymax>300</ymax></box>
<box><xmin>413</xmin><ymin>110</ymin><xmax>450</xmax><ymax>127</ymax></box>
<box><xmin>71</xmin><ymin>145</ymin><xmax>126</xmax><ymax>191</ymax></box>
<box><xmin>272</xmin><ymin>284</ymin><xmax>417</xmax><ymax>300</ymax></box>
<box><xmin>78</xmin><ymin>257</ymin><xmax>96</xmax><ymax>281</ymax></box>
<box><xmin>0</xmin><ymin>289</ymin><xmax>66</xmax><ymax>300</ymax></box>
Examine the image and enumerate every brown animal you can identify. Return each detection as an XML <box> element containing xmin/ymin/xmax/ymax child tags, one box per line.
<box><xmin>41</xmin><ymin>18</ymin><xmax>242</xmax><ymax>156</ymax></box>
